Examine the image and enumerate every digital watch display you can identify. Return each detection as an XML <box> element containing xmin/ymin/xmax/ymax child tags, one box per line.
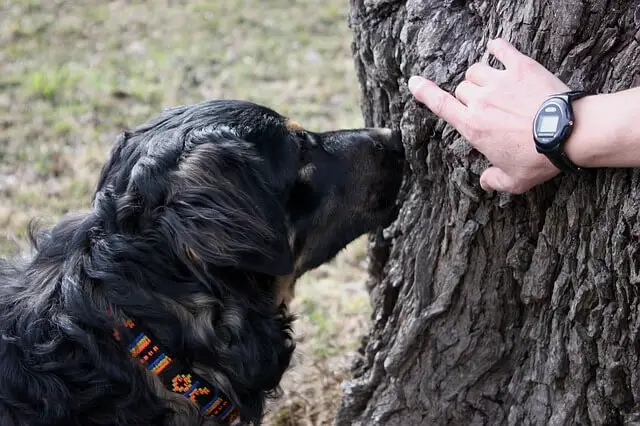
<box><xmin>532</xmin><ymin>91</ymin><xmax>590</xmax><ymax>173</ymax></box>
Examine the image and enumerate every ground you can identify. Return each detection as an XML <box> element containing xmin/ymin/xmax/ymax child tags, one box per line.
<box><xmin>0</xmin><ymin>1</ymin><xmax>371</xmax><ymax>424</ymax></box>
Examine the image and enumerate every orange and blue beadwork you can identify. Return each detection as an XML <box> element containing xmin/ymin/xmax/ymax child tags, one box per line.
<box><xmin>202</xmin><ymin>397</ymin><xmax>225</xmax><ymax>416</ymax></box>
<box><xmin>115</xmin><ymin>316</ymin><xmax>239</xmax><ymax>423</ymax></box>
<box><xmin>188</xmin><ymin>386</ymin><xmax>211</xmax><ymax>404</ymax></box>
<box><xmin>172</xmin><ymin>374</ymin><xmax>213</xmax><ymax>403</ymax></box>
<box><xmin>141</xmin><ymin>345</ymin><xmax>160</xmax><ymax>364</ymax></box>
<box><xmin>147</xmin><ymin>353</ymin><xmax>172</xmax><ymax>374</ymax></box>
<box><xmin>127</xmin><ymin>333</ymin><xmax>151</xmax><ymax>358</ymax></box>
<box><xmin>172</xmin><ymin>374</ymin><xmax>193</xmax><ymax>392</ymax></box>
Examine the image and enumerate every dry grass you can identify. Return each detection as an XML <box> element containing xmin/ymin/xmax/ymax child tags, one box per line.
<box><xmin>266</xmin><ymin>237</ymin><xmax>371</xmax><ymax>425</ymax></box>
<box><xmin>0</xmin><ymin>0</ymin><xmax>372</xmax><ymax>424</ymax></box>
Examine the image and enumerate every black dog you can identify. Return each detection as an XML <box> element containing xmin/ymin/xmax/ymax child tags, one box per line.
<box><xmin>0</xmin><ymin>100</ymin><xmax>404</xmax><ymax>425</ymax></box>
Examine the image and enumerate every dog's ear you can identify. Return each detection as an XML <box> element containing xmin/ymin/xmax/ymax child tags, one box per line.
<box><xmin>162</xmin><ymin>138</ymin><xmax>294</xmax><ymax>277</ymax></box>
<box><xmin>232</xmin><ymin>202</ymin><xmax>294</xmax><ymax>277</ymax></box>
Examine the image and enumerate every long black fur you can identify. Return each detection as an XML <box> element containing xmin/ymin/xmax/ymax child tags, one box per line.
<box><xmin>0</xmin><ymin>100</ymin><xmax>404</xmax><ymax>426</ymax></box>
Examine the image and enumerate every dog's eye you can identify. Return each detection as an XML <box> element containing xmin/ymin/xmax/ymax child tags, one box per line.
<box><xmin>374</xmin><ymin>141</ymin><xmax>385</xmax><ymax>151</ymax></box>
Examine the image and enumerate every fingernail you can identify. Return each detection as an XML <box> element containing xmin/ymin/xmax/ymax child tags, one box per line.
<box><xmin>408</xmin><ymin>76</ymin><xmax>425</xmax><ymax>93</ymax></box>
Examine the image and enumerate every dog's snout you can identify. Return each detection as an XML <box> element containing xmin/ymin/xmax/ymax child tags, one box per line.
<box><xmin>388</xmin><ymin>130</ymin><xmax>404</xmax><ymax>156</ymax></box>
<box><xmin>370</xmin><ymin>128</ymin><xmax>404</xmax><ymax>157</ymax></box>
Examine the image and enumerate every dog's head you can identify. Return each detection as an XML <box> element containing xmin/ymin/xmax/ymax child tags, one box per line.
<box><xmin>284</xmin><ymin>124</ymin><xmax>404</xmax><ymax>274</ymax></box>
<box><xmin>95</xmin><ymin>99</ymin><xmax>404</xmax><ymax>300</ymax></box>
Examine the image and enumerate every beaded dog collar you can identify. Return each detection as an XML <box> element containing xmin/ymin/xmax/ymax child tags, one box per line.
<box><xmin>113</xmin><ymin>317</ymin><xmax>240</xmax><ymax>424</ymax></box>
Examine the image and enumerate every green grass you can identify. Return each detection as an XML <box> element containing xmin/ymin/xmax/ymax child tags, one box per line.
<box><xmin>0</xmin><ymin>1</ymin><xmax>371</xmax><ymax>424</ymax></box>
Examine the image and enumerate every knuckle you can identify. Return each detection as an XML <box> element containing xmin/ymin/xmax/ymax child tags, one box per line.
<box><xmin>462</xmin><ymin>118</ymin><xmax>480</xmax><ymax>142</ymax></box>
<box><xmin>512</xmin><ymin>186</ymin><xmax>527</xmax><ymax>195</ymax></box>
<box><xmin>433</xmin><ymin>91</ymin><xmax>449</xmax><ymax>116</ymax></box>
<box><xmin>492</xmin><ymin>38</ymin><xmax>512</xmax><ymax>56</ymax></box>
<box><xmin>464</xmin><ymin>66</ymin><xmax>474</xmax><ymax>81</ymax></box>
<box><xmin>509</xmin><ymin>180</ymin><xmax>528</xmax><ymax>194</ymax></box>
<box><xmin>453</xmin><ymin>81</ymin><xmax>466</xmax><ymax>98</ymax></box>
<box><xmin>473</xmin><ymin>89</ymin><xmax>489</xmax><ymax>108</ymax></box>
<box><xmin>465</xmin><ymin>63</ymin><xmax>481</xmax><ymax>80</ymax></box>
<box><xmin>515</xmin><ymin>57</ymin><xmax>538</xmax><ymax>77</ymax></box>
<box><xmin>493</xmin><ymin>45</ymin><xmax>506</xmax><ymax>60</ymax></box>
<box><xmin>466</xmin><ymin>108</ymin><xmax>484</xmax><ymax>131</ymax></box>
<box><xmin>492</xmin><ymin>37</ymin><xmax>506</xmax><ymax>46</ymax></box>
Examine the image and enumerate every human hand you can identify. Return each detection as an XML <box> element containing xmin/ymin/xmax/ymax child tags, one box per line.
<box><xmin>408</xmin><ymin>38</ymin><xmax>571</xmax><ymax>194</ymax></box>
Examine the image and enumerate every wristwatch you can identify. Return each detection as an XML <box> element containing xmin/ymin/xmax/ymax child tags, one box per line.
<box><xmin>532</xmin><ymin>90</ymin><xmax>590</xmax><ymax>173</ymax></box>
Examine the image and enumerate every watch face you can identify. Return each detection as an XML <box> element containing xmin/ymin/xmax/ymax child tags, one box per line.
<box><xmin>534</xmin><ymin>100</ymin><xmax>567</xmax><ymax>146</ymax></box>
<box><xmin>537</xmin><ymin>114</ymin><xmax>559</xmax><ymax>134</ymax></box>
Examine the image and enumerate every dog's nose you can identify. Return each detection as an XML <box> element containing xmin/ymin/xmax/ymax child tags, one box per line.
<box><xmin>388</xmin><ymin>130</ymin><xmax>404</xmax><ymax>156</ymax></box>
<box><xmin>371</xmin><ymin>128</ymin><xmax>405</xmax><ymax>157</ymax></box>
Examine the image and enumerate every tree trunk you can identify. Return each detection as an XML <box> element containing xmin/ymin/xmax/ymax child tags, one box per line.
<box><xmin>336</xmin><ymin>1</ymin><xmax>640</xmax><ymax>425</ymax></box>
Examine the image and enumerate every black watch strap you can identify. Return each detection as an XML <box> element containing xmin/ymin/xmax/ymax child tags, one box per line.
<box><xmin>563</xmin><ymin>90</ymin><xmax>591</xmax><ymax>102</ymax></box>
<box><xmin>545</xmin><ymin>148</ymin><xmax>583</xmax><ymax>173</ymax></box>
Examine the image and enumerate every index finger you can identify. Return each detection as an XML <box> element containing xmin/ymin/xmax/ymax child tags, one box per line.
<box><xmin>408</xmin><ymin>76</ymin><xmax>469</xmax><ymax>132</ymax></box>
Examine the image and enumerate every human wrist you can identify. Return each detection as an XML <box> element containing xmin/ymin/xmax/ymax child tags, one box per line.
<box><xmin>564</xmin><ymin>88</ymin><xmax>640</xmax><ymax>169</ymax></box>
<box><xmin>562</xmin><ymin>94</ymin><xmax>602</xmax><ymax>168</ymax></box>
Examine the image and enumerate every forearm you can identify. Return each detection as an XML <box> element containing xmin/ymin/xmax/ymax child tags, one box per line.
<box><xmin>567</xmin><ymin>86</ymin><xmax>640</xmax><ymax>168</ymax></box>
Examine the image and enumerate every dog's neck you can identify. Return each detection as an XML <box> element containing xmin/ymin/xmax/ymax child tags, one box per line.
<box><xmin>113</xmin><ymin>315</ymin><xmax>240</xmax><ymax>424</ymax></box>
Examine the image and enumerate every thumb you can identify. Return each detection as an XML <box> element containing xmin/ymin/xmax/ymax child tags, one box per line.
<box><xmin>479</xmin><ymin>167</ymin><xmax>518</xmax><ymax>193</ymax></box>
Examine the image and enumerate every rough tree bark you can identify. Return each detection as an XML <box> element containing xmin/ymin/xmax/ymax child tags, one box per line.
<box><xmin>335</xmin><ymin>1</ymin><xmax>640</xmax><ymax>425</ymax></box>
